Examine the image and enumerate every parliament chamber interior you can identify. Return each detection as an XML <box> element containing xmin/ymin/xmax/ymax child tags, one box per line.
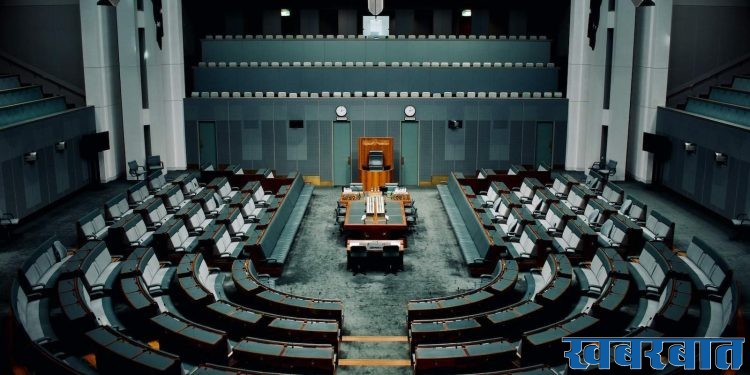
<box><xmin>0</xmin><ymin>0</ymin><xmax>749</xmax><ymax>374</ymax></box>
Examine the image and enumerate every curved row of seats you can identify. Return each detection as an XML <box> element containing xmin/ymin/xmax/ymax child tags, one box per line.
<box><xmin>198</xmin><ymin>61</ymin><xmax>556</xmax><ymax>68</ymax></box>
<box><xmin>77</xmin><ymin>167</ymin><xmax>312</xmax><ymax>274</ymax></box>
<box><xmin>190</xmin><ymin>90</ymin><xmax>565</xmax><ymax>99</ymax></box>
<box><xmin>422</xmin><ymin>166</ymin><xmax>739</xmax><ymax>373</ymax></box>
<box><xmin>205</xmin><ymin>34</ymin><xmax>549</xmax><ymax>41</ymax></box>
<box><xmin>10</xmin><ymin>165</ymin><xmax>340</xmax><ymax>373</ymax></box>
<box><xmin>12</xmin><ymin>242</ymin><xmax>340</xmax><ymax>373</ymax></box>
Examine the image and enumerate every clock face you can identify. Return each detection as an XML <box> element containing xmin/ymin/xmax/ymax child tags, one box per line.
<box><xmin>405</xmin><ymin>105</ymin><xmax>416</xmax><ymax>117</ymax></box>
<box><xmin>336</xmin><ymin>105</ymin><xmax>347</xmax><ymax>117</ymax></box>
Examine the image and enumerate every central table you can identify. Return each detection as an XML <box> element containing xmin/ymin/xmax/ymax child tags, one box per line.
<box><xmin>342</xmin><ymin>198</ymin><xmax>407</xmax><ymax>239</ymax></box>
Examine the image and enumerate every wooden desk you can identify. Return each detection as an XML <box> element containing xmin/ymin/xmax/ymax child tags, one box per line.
<box><xmin>342</xmin><ymin>199</ymin><xmax>407</xmax><ymax>239</ymax></box>
<box><xmin>360</xmin><ymin>169</ymin><xmax>392</xmax><ymax>192</ymax></box>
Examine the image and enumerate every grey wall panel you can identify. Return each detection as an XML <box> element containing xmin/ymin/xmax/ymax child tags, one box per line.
<box><xmin>0</xmin><ymin>107</ymin><xmax>94</xmax><ymax>219</ymax></box>
<box><xmin>192</xmin><ymin>66</ymin><xmax>559</xmax><ymax>93</ymax></box>
<box><xmin>0</xmin><ymin>3</ymin><xmax>84</xmax><ymax>88</ymax></box>
<box><xmin>200</xmin><ymin>39</ymin><xmax>553</xmax><ymax>63</ymax></box>
<box><xmin>184</xmin><ymin>98</ymin><xmax>568</xmax><ymax>184</ymax></box>
<box><xmin>668</xmin><ymin>4</ymin><xmax>750</xmax><ymax>93</ymax></box>
<box><xmin>657</xmin><ymin>107</ymin><xmax>750</xmax><ymax>219</ymax></box>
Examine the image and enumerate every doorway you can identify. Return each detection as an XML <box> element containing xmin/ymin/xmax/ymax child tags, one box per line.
<box><xmin>535</xmin><ymin>121</ymin><xmax>554</xmax><ymax>167</ymax></box>
<box><xmin>332</xmin><ymin>121</ymin><xmax>351</xmax><ymax>186</ymax></box>
<box><xmin>198</xmin><ymin>121</ymin><xmax>217</xmax><ymax>167</ymax></box>
<box><xmin>400</xmin><ymin>121</ymin><xmax>419</xmax><ymax>186</ymax></box>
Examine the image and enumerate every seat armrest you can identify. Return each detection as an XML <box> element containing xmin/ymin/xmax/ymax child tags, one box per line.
<box><xmin>479</xmin><ymin>191</ymin><xmax>487</xmax><ymax>195</ymax></box>
<box><xmin>627</xmin><ymin>256</ymin><xmax>639</xmax><ymax>261</ymax></box>
<box><xmin>530</xmin><ymin>267</ymin><xmax>542</xmax><ymax>274</ymax></box>
<box><xmin>174</xmin><ymin>246</ymin><xmax>186</xmax><ymax>252</ymax></box>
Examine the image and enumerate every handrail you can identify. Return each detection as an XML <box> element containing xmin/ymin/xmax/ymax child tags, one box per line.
<box><xmin>0</xmin><ymin>49</ymin><xmax>85</xmax><ymax>99</ymax></box>
<box><xmin>667</xmin><ymin>52</ymin><xmax>750</xmax><ymax>100</ymax></box>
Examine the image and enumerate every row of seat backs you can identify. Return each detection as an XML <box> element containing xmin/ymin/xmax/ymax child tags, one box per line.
<box><xmin>127</xmin><ymin>180</ymin><xmax>151</xmax><ymax>205</ymax></box>
<box><xmin>154</xmin><ymin>217</ymin><xmax>197</xmax><ymax>253</ymax></box>
<box><xmin>19</xmin><ymin>237</ymin><xmax>68</xmax><ymax>294</ymax></box>
<box><xmin>134</xmin><ymin>197</ymin><xmax>170</xmax><ymax>228</ymax></box>
<box><xmin>518</xmin><ymin>177</ymin><xmax>544</xmax><ymax>200</ymax></box>
<box><xmin>191</xmin><ymin>90</ymin><xmax>565</xmax><ymax>99</ymax></box>
<box><xmin>156</xmin><ymin>183</ymin><xmax>187</xmax><ymax>211</ymax></box>
<box><xmin>557</xmin><ymin>218</ymin><xmax>597</xmax><ymax>252</ymax></box>
<box><xmin>86</xmin><ymin>325</ymin><xmax>181</xmax><ymax>374</ymax></box>
<box><xmin>550</xmin><ymin>173</ymin><xmax>579</xmax><ymax>197</ymax></box>
<box><xmin>600</xmin><ymin>213</ymin><xmax>644</xmax><ymax>251</ymax></box>
<box><xmin>176</xmin><ymin>201</ymin><xmax>210</xmax><ymax>233</ymax></box>
<box><xmin>108</xmin><ymin>212</ymin><xmax>149</xmax><ymax>247</ymax></box>
<box><xmin>76</xmin><ymin>209</ymin><xmax>108</xmax><ymax>244</ymax></box>
<box><xmin>519</xmin><ymin>313</ymin><xmax>600</xmax><ymax>364</ymax></box>
<box><xmin>176</xmin><ymin>253</ymin><xmax>212</xmax><ymax>292</ymax></box>
<box><xmin>619</xmin><ymin>194</ymin><xmax>647</xmax><ymax>222</ymax></box>
<box><xmin>585</xmin><ymin>170</ymin><xmax>606</xmax><ymax>192</ymax></box>
<box><xmin>449</xmin><ymin>174</ymin><xmax>493</xmax><ymax>260</ymax></box>
<box><xmin>583</xmin><ymin>197</ymin><xmax>617</xmax><ymax>226</ymax></box>
<box><xmin>198</xmin><ymin>61</ymin><xmax>556</xmax><ymax>68</ymax></box>
<box><xmin>119</xmin><ymin>247</ymin><xmax>161</xmax><ymax>285</ymax></box>
<box><xmin>566</xmin><ymin>184</ymin><xmax>596</xmax><ymax>210</ymax></box>
<box><xmin>57</xmin><ymin>240</ymin><xmax>116</xmax><ymax>295</ymax></box>
<box><xmin>257</xmin><ymin>176</ymin><xmax>304</xmax><ymax>258</ymax></box>
<box><xmin>643</xmin><ymin>209</ymin><xmax>675</xmax><ymax>245</ymax></box>
<box><xmin>541</xmin><ymin>253</ymin><xmax>573</xmax><ymax>285</ymax></box>
<box><xmin>587</xmin><ymin>247</ymin><xmax>629</xmax><ymax>287</ymax></box>
<box><xmin>104</xmin><ymin>193</ymin><xmax>132</xmax><ymax>223</ymax></box>
<box><xmin>516</xmin><ymin>224</ymin><xmax>553</xmax><ymax>257</ymax></box>
<box><xmin>202</xmin><ymin>223</ymin><xmax>240</xmax><ymax>257</ymax></box>
<box><xmin>544</xmin><ymin>202</ymin><xmax>577</xmax><ymax>231</ymax></box>
<box><xmin>631</xmin><ymin>242</ymin><xmax>678</xmax><ymax>294</ymax></box>
<box><xmin>600</xmin><ymin>181</ymin><xmax>624</xmax><ymax>206</ymax></box>
<box><xmin>205</xmin><ymin>34</ymin><xmax>549</xmax><ymax>40</ymax></box>
<box><xmin>147</xmin><ymin>170</ymin><xmax>168</xmax><ymax>193</ymax></box>
<box><xmin>684</xmin><ymin>236</ymin><xmax>733</xmax><ymax>296</ymax></box>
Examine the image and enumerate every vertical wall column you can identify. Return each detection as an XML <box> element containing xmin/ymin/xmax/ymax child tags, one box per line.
<box><xmin>627</xmin><ymin>1</ymin><xmax>673</xmax><ymax>183</ymax></box>
<box><xmin>565</xmin><ymin>0</ymin><xmax>595</xmax><ymax>173</ymax></box>
<box><xmin>607</xmin><ymin>2</ymin><xmax>636</xmax><ymax>181</ymax></box>
<box><xmin>80</xmin><ymin>3</ymin><xmax>124</xmax><ymax>182</ymax></box>
<box><xmin>139</xmin><ymin>0</ymin><xmax>186</xmax><ymax>171</ymax></box>
<box><xmin>566</xmin><ymin>0</ymin><xmax>636</xmax><ymax>181</ymax></box>
<box><xmin>116</xmin><ymin>0</ymin><xmax>145</xmax><ymax>178</ymax></box>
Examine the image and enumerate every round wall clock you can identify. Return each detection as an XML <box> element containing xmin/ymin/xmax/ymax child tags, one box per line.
<box><xmin>404</xmin><ymin>105</ymin><xmax>416</xmax><ymax>117</ymax></box>
<box><xmin>336</xmin><ymin>105</ymin><xmax>347</xmax><ymax>117</ymax></box>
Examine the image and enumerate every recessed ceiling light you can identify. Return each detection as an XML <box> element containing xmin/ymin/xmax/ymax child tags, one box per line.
<box><xmin>281</xmin><ymin>9</ymin><xmax>291</xmax><ymax>17</ymax></box>
<box><xmin>461</xmin><ymin>9</ymin><xmax>472</xmax><ymax>17</ymax></box>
